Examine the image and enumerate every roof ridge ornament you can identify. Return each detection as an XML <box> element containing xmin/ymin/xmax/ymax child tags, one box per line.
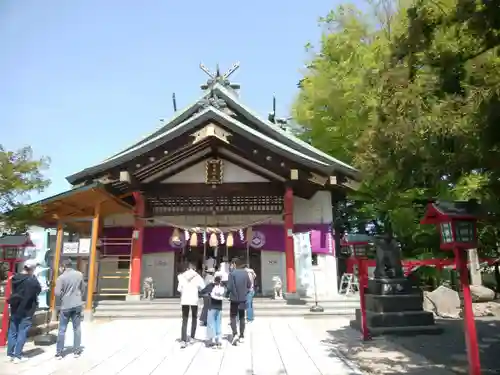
<box><xmin>199</xmin><ymin>62</ymin><xmax>241</xmax><ymax>91</ymax></box>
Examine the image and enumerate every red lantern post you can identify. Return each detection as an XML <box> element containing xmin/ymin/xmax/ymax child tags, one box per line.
<box><xmin>0</xmin><ymin>271</ymin><xmax>14</xmax><ymax>347</ymax></box>
<box><xmin>421</xmin><ymin>200</ymin><xmax>481</xmax><ymax>375</ymax></box>
<box><xmin>343</xmin><ymin>236</ymin><xmax>372</xmax><ymax>341</ymax></box>
<box><xmin>0</xmin><ymin>235</ymin><xmax>35</xmax><ymax>347</ymax></box>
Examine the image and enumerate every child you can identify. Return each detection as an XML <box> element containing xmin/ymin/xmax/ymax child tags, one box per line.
<box><xmin>200</xmin><ymin>275</ymin><xmax>225</xmax><ymax>349</ymax></box>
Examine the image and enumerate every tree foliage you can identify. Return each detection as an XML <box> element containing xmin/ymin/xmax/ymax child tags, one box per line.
<box><xmin>0</xmin><ymin>145</ymin><xmax>50</xmax><ymax>233</ymax></box>
<box><xmin>293</xmin><ymin>0</ymin><xmax>500</xmax><ymax>258</ymax></box>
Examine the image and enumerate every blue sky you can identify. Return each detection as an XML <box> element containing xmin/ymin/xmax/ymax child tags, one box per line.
<box><xmin>0</xmin><ymin>0</ymin><xmax>340</xmax><ymax>201</ymax></box>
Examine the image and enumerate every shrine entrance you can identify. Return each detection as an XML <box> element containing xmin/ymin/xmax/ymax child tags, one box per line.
<box><xmin>36</xmin><ymin>62</ymin><xmax>361</xmax><ymax>306</ymax></box>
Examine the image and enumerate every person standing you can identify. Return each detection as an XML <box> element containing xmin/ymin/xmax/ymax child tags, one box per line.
<box><xmin>177</xmin><ymin>263</ymin><xmax>204</xmax><ymax>348</ymax></box>
<box><xmin>54</xmin><ymin>259</ymin><xmax>85</xmax><ymax>359</ymax></box>
<box><xmin>7</xmin><ymin>259</ymin><xmax>42</xmax><ymax>363</ymax></box>
<box><xmin>199</xmin><ymin>268</ymin><xmax>215</xmax><ymax>326</ymax></box>
<box><xmin>200</xmin><ymin>275</ymin><xmax>225</xmax><ymax>349</ymax></box>
<box><xmin>226</xmin><ymin>257</ymin><xmax>251</xmax><ymax>345</ymax></box>
<box><xmin>245</xmin><ymin>265</ymin><xmax>257</xmax><ymax>323</ymax></box>
<box><xmin>218</xmin><ymin>257</ymin><xmax>229</xmax><ymax>287</ymax></box>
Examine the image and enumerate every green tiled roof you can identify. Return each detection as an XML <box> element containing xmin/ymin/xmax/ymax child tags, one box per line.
<box><xmin>66</xmin><ymin>81</ymin><xmax>359</xmax><ymax>184</ymax></box>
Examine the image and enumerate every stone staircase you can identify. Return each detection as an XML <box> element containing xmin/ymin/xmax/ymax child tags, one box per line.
<box><xmin>92</xmin><ymin>296</ymin><xmax>359</xmax><ymax>320</ymax></box>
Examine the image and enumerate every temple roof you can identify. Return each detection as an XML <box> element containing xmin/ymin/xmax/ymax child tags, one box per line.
<box><xmin>66</xmin><ymin>68</ymin><xmax>359</xmax><ymax>186</ymax></box>
<box><xmin>0</xmin><ymin>234</ymin><xmax>33</xmax><ymax>248</ymax></box>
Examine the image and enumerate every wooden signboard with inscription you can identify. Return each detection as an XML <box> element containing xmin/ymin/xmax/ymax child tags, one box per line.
<box><xmin>205</xmin><ymin>159</ymin><xmax>223</xmax><ymax>185</ymax></box>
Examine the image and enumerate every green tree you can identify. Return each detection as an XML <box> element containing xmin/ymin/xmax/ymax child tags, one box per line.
<box><xmin>292</xmin><ymin>0</ymin><xmax>500</xmax><ymax>258</ymax></box>
<box><xmin>0</xmin><ymin>145</ymin><xmax>50</xmax><ymax>233</ymax></box>
<box><xmin>370</xmin><ymin>0</ymin><xmax>500</xmax><ymax>256</ymax></box>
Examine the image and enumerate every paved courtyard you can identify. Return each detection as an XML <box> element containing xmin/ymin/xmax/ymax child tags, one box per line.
<box><xmin>1</xmin><ymin>318</ymin><xmax>364</xmax><ymax>375</ymax></box>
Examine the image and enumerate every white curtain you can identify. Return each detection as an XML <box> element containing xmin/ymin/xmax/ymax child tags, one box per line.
<box><xmin>28</xmin><ymin>228</ymin><xmax>50</xmax><ymax>309</ymax></box>
<box><xmin>293</xmin><ymin>232</ymin><xmax>314</xmax><ymax>297</ymax></box>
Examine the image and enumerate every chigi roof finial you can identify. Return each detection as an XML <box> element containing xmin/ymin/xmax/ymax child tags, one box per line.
<box><xmin>199</xmin><ymin>62</ymin><xmax>240</xmax><ymax>91</ymax></box>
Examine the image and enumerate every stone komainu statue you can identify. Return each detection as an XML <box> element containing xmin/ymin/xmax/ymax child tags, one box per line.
<box><xmin>373</xmin><ymin>235</ymin><xmax>404</xmax><ymax>279</ymax></box>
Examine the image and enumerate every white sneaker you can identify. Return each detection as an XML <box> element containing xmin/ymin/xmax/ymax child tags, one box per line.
<box><xmin>239</xmin><ymin>337</ymin><xmax>245</xmax><ymax>343</ymax></box>
<box><xmin>12</xmin><ymin>357</ymin><xmax>28</xmax><ymax>364</ymax></box>
<box><xmin>231</xmin><ymin>334</ymin><xmax>239</xmax><ymax>346</ymax></box>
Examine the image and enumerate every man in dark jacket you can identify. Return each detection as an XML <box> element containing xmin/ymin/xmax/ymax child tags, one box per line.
<box><xmin>226</xmin><ymin>257</ymin><xmax>251</xmax><ymax>345</ymax></box>
<box><xmin>7</xmin><ymin>259</ymin><xmax>42</xmax><ymax>363</ymax></box>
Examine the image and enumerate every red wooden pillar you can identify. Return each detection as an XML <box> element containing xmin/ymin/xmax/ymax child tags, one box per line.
<box><xmin>129</xmin><ymin>191</ymin><xmax>145</xmax><ymax>298</ymax></box>
<box><xmin>284</xmin><ymin>186</ymin><xmax>296</xmax><ymax>294</ymax></box>
<box><xmin>454</xmin><ymin>247</ymin><xmax>481</xmax><ymax>375</ymax></box>
<box><xmin>0</xmin><ymin>271</ymin><xmax>14</xmax><ymax>347</ymax></box>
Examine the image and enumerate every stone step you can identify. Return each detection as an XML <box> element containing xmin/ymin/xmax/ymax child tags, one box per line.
<box><xmin>93</xmin><ymin>307</ymin><xmax>355</xmax><ymax>320</ymax></box>
<box><xmin>94</xmin><ymin>300</ymin><xmax>360</xmax><ymax>311</ymax></box>
<box><xmin>95</xmin><ymin>296</ymin><xmax>359</xmax><ymax>306</ymax></box>
<box><xmin>349</xmin><ymin>319</ymin><xmax>444</xmax><ymax>336</ymax></box>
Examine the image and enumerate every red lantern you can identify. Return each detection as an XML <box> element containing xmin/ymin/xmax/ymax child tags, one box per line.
<box><xmin>421</xmin><ymin>200</ymin><xmax>482</xmax><ymax>375</ymax></box>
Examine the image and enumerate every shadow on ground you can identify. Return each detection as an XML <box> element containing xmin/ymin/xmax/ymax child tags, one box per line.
<box><xmin>387</xmin><ymin>317</ymin><xmax>500</xmax><ymax>375</ymax></box>
<box><xmin>320</xmin><ymin>317</ymin><xmax>500</xmax><ymax>374</ymax></box>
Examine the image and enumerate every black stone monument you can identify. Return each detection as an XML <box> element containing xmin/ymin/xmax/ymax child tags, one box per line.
<box><xmin>350</xmin><ymin>233</ymin><xmax>443</xmax><ymax>336</ymax></box>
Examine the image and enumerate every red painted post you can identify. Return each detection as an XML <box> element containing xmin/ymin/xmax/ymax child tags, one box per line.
<box><xmin>358</xmin><ymin>257</ymin><xmax>371</xmax><ymax>341</ymax></box>
<box><xmin>129</xmin><ymin>191</ymin><xmax>145</xmax><ymax>297</ymax></box>
<box><xmin>284</xmin><ymin>186</ymin><xmax>296</xmax><ymax>294</ymax></box>
<box><xmin>454</xmin><ymin>247</ymin><xmax>481</xmax><ymax>375</ymax></box>
<box><xmin>0</xmin><ymin>271</ymin><xmax>14</xmax><ymax>347</ymax></box>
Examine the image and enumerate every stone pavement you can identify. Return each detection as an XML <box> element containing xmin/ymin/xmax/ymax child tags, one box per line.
<box><xmin>1</xmin><ymin>318</ymin><xmax>364</xmax><ymax>375</ymax></box>
<box><xmin>387</xmin><ymin>317</ymin><xmax>500</xmax><ymax>374</ymax></box>
<box><xmin>304</xmin><ymin>319</ymin><xmax>457</xmax><ymax>375</ymax></box>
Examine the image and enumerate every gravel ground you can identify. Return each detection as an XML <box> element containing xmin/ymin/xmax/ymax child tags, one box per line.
<box><xmin>387</xmin><ymin>316</ymin><xmax>500</xmax><ymax>374</ymax></box>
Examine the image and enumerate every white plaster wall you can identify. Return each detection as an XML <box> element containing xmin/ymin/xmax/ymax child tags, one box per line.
<box><xmin>312</xmin><ymin>254</ymin><xmax>339</xmax><ymax>299</ymax></box>
<box><xmin>141</xmin><ymin>252</ymin><xmax>175</xmax><ymax>297</ymax></box>
<box><xmin>260</xmin><ymin>251</ymin><xmax>286</xmax><ymax>296</ymax></box>
<box><xmin>162</xmin><ymin>159</ymin><xmax>269</xmax><ymax>184</ymax></box>
<box><xmin>293</xmin><ymin>191</ymin><xmax>332</xmax><ymax>224</ymax></box>
<box><xmin>104</xmin><ymin>214</ymin><xmax>135</xmax><ymax>227</ymax></box>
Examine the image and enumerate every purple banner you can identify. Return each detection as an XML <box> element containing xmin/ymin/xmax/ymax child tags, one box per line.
<box><xmin>101</xmin><ymin>224</ymin><xmax>333</xmax><ymax>255</ymax></box>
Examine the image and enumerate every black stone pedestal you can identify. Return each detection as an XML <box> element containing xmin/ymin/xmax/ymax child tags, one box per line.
<box><xmin>350</xmin><ymin>278</ymin><xmax>443</xmax><ymax>336</ymax></box>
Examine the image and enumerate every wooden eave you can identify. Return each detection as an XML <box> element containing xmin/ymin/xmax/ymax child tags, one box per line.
<box><xmin>34</xmin><ymin>183</ymin><xmax>133</xmax><ymax>228</ymax></box>
<box><xmin>103</xmin><ymin>128</ymin><xmax>332</xmax><ymax>199</ymax></box>
<box><xmin>92</xmin><ymin>124</ymin><xmax>355</xmax><ymax>201</ymax></box>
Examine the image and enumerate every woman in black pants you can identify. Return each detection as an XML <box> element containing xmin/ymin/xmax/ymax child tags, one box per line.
<box><xmin>177</xmin><ymin>263</ymin><xmax>205</xmax><ymax>348</ymax></box>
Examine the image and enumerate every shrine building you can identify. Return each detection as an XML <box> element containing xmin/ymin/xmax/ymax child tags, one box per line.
<box><xmin>35</xmin><ymin>63</ymin><xmax>360</xmax><ymax>312</ymax></box>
